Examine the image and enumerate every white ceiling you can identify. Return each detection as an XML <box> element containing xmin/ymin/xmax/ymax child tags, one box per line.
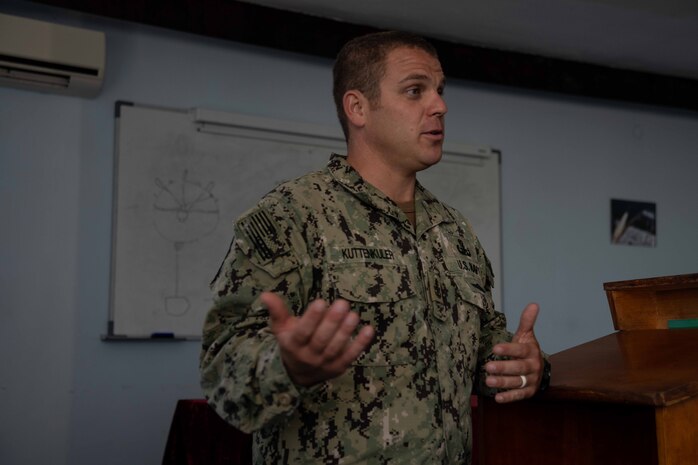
<box><xmin>242</xmin><ymin>0</ymin><xmax>698</xmax><ymax>80</ymax></box>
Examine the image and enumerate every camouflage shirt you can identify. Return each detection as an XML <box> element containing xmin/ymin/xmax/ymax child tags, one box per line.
<box><xmin>200</xmin><ymin>154</ymin><xmax>512</xmax><ymax>464</ymax></box>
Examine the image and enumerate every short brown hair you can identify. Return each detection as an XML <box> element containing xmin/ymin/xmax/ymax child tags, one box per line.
<box><xmin>332</xmin><ymin>31</ymin><xmax>438</xmax><ymax>140</ymax></box>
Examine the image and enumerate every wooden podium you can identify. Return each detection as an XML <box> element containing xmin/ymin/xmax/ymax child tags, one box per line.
<box><xmin>477</xmin><ymin>273</ymin><xmax>698</xmax><ymax>465</ymax></box>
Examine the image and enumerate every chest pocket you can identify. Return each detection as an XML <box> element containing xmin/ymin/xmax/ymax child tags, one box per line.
<box><xmin>425</xmin><ymin>267</ymin><xmax>485</xmax><ymax>382</ymax></box>
<box><xmin>329</xmin><ymin>262</ymin><xmax>419</xmax><ymax>366</ymax></box>
<box><xmin>437</xmin><ymin>230</ymin><xmax>489</xmax><ymax>322</ymax></box>
<box><xmin>450</xmin><ymin>272</ymin><xmax>487</xmax><ymax>313</ymax></box>
<box><xmin>426</xmin><ymin>258</ymin><xmax>486</xmax><ymax>365</ymax></box>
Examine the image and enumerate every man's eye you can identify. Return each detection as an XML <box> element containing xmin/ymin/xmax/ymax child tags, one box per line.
<box><xmin>407</xmin><ymin>87</ymin><xmax>421</xmax><ymax>96</ymax></box>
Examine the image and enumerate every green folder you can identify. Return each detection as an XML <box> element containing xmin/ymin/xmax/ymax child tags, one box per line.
<box><xmin>667</xmin><ymin>318</ymin><xmax>698</xmax><ymax>329</ymax></box>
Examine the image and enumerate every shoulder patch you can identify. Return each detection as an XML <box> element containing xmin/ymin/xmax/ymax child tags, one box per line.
<box><xmin>238</xmin><ymin>209</ymin><xmax>280</xmax><ymax>262</ymax></box>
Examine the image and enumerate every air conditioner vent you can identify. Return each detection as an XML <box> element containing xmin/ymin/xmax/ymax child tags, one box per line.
<box><xmin>0</xmin><ymin>53</ymin><xmax>100</xmax><ymax>76</ymax></box>
<box><xmin>0</xmin><ymin>65</ymin><xmax>71</xmax><ymax>88</ymax></box>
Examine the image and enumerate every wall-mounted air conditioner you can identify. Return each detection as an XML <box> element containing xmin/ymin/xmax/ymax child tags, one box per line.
<box><xmin>0</xmin><ymin>12</ymin><xmax>105</xmax><ymax>98</ymax></box>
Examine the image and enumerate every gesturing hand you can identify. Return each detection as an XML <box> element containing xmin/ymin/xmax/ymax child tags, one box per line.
<box><xmin>484</xmin><ymin>303</ymin><xmax>544</xmax><ymax>403</ymax></box>
<box><xmin>261</xmin><ymin>292</ymin><xmax>375</xmax><ymax>387</ymax></box>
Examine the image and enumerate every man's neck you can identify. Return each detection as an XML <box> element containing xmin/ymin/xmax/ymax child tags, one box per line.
<box><xmin>346</xmin><ymin>146</ymin><xmax>416</xmax><ymax>205</ymax></box>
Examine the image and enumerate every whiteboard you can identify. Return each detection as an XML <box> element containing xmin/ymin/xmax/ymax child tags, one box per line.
<box><xmin>109</xmin><ymin>102</ymin><xmax>501</xmax><ymax>338</ymax></box>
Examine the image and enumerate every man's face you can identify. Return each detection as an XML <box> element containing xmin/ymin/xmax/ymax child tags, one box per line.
<box><xmin>363</xmin><ymin>46</ymin><xmax>447</xmax><ymax>175</ymax></box>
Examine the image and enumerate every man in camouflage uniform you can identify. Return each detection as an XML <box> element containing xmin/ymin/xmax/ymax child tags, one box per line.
<box><xmin>200</xmin><ymin>31</ymin><xmax>549</xmax><ymax>464</ymax></box>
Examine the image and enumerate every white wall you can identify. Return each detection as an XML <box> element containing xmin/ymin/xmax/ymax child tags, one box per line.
<box><xmin>446</xmin><ymin>85</ymin><xmax>698</xmax><ymax>350</ymax></box>
<box><xmin>1</xmin><ymin>1</ymin><xmax>697</xmax><ymax>464</ymax></box>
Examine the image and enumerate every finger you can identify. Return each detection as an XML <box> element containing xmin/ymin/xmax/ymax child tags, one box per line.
<box><xmin>491</xmin><ymin>340</ymin><xmax>536</xmax><ymax>359</ymax></box>
<box><xmin>307</xmin><ymin>299</ymin><xmax>350</xmax><ymax>352</ymax></box>
<box><xmin>335</xmin><ymin>325</ymin><xmax>374</xmax><ymax>368</ymax></box>
<box><xmin>262</xmin><ymin>292</ymin><xmax>292</xmax><ymax>334</ymax></box>
<box><xmin>485</xmin><ymin>373</ymin><xmax>523</xmax><ymax>389</ymax></box>
<box><xmin>487</xmin><ymin>374</ymin><xmax>537</xmax><ymax>403</ymax></box>
<box><xmin>494</xmin><ymin>385</ymin><xmax>536</xmax><ymax>403</ymax></box>
<box><xmin>485</xmin><ymin>358</ymin><xmax>529</xmax><ymax>377</ymax></box>
<box><xmin>291</xmin><ymin>299</ymin><xmax>328</xmax><ymax>345</ymax></box>
<box><xmin>323</xmin><ymin>310</ymin><xmax>361</xmax><ymax>359</ymax></box>
<box><xmin>513</xmin><ymin>303</ymin><xmax>540</xmax><ymax>344</ymax></box>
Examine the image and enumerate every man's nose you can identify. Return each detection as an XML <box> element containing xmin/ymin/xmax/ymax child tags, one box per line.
<box><xmin>431</xmin><ymin>92</ymin><xmax>448</xmax><ymax>116</ymax></box>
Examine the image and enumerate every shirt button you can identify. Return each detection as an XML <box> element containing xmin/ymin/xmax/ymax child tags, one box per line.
<box><xmin>278</xmin><ymin>393</ymin><xmax>292</xmax><ymax>407</ymax></box>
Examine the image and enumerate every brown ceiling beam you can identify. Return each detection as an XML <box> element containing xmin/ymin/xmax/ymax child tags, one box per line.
<box><xmin>31</xmin><ymin>0</ymin><xmax>698</xmax><ymax>113</ymax></box>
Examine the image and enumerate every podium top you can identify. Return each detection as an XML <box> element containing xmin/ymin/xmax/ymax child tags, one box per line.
<box><xmin>604</xmin><ymin>273</ymin><xmax>698</xmax><ymax>330</ymax></box>
<box><xmin>604</xmin><ymin>273</ymin><xmax>698</xmax><ymax>291</ymax></box>
<box><xmin>545</xmin><ymin>328</ymin><xmax>698</xmax><ymax>407</ymax></box>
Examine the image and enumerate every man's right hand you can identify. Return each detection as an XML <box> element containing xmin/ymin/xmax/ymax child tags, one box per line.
<box><xmin>261</xmin><ymin>292</ymin><xmax>374</xmax><ymax>387</ymax></box>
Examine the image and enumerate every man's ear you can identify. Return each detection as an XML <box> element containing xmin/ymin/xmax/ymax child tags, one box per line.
<box><xmin>343</xmin><ymin>90</ymin><xmax>368</xmax><ymax>129</ymax></box>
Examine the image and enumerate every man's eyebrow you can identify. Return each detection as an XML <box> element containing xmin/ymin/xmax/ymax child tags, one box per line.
<box><xmin>399</xmin><ymin>73</ymin><xmax>446</xmax><ymax>88</ymax></box>
<box><xmin>399</xmin><ymin>73</ymin><xmax>430</xmax><ymax>83</ymax></box>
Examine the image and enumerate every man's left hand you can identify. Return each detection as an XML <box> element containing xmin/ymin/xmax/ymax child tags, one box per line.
<box><xmin>484</xmin><ymin>303</ymin><xmax>544</xmax><ymax>403</ymax></box>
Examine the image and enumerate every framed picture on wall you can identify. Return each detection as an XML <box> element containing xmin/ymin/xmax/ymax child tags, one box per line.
<box><xmin>611</xmin><ymin>199</ymin><xmax>657</xmax><ymax>247</ymax></box>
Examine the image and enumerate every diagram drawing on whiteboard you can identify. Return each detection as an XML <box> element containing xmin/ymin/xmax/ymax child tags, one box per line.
<box><xmin>153</xmin><ymin>169</ymin><xmax>220</xmax><ymax>317</ymax></box>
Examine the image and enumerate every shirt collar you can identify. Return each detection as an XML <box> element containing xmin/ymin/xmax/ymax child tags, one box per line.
<box><xmin>326</xmin><ymin>154</ymin><xmax>453</xmax><ymax>235</ymax></box>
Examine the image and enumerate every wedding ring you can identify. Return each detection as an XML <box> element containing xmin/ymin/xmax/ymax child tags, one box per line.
<box><xmin>519</xmin><ymin>374</ymin><xmax>527</xmax><ymax>389</ymax></box>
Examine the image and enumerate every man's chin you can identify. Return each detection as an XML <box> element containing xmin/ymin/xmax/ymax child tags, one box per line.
<box><xmin>418</xmin><ymin>150</ymin><xmax>443</xmax><ymax>171</ymax></box>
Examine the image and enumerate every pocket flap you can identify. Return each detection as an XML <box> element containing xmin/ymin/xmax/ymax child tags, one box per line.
<box><xmin>332</xmin><ymin>263</ymin><xmax>415</xmax><ymax>303</ymax></box>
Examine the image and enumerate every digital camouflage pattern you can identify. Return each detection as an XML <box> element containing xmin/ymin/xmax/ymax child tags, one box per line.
<box><xmin>200</xmin><ymin>154</ymin><xmax>512</xmax><ymax>464</ymax></box>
